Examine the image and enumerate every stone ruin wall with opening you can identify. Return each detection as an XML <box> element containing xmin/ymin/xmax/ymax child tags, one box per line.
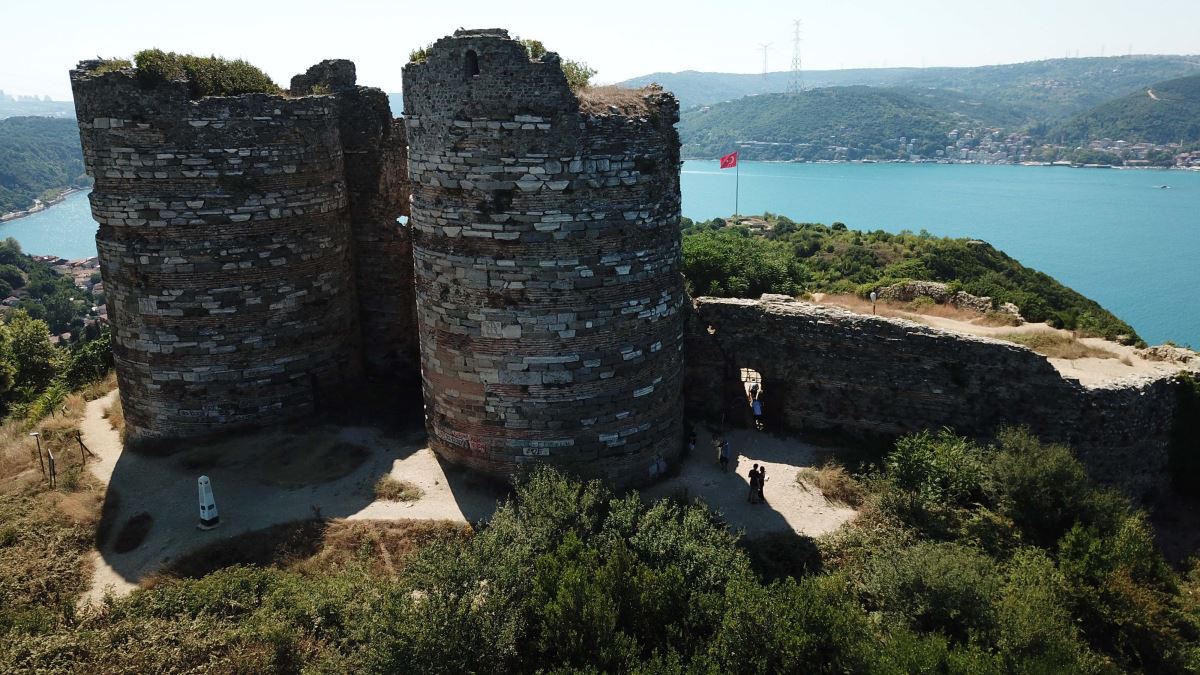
<box><xmin>71</xmin><ymin>60</ymin><xmax>415</xmax><ymax>442</ymax></box>
<box><xmin>403</xmin><ymin>30</ymin><xmax>686</xmax><ymax>485</ymax></box>
<box><xmin>686</xmin><ymin>295</ymin><xmax>1191</xmax><ymax>497</ymax></box>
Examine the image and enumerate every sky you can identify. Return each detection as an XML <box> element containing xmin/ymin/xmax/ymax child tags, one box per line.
<box><xmin>2</xmin><ymin>0</ymin><xmax>1198</xmax><ymax>100</ymax></box>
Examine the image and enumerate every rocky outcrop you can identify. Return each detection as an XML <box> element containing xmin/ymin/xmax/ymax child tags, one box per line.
<box><xmin>876</xmin><ymin>280</ymin><xmax>1021</xmax><ymax>318</ymax></box>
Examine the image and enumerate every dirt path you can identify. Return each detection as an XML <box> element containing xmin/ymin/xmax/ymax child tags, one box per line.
<box><xmin>811</xmin><ymin>293</ymin><xmax>1192</xmax><ymax>387</ymax></box>
<box><xmin>79</xmin><ymin>393</ymin><xmax>857</xmax><ymax>602</ymax></box>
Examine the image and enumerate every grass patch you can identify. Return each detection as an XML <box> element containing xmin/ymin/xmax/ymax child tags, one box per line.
<box><xmin>112</xmin><ymin>512</ymin><xmax>152</xmax><ymax>554</ymax></box>
<box><xmin>1004</xmin><ymin>331</ymin><xmax>1118</xmax><ymax>360</ymax></box>
<box><xmin>796</xmin><ymin>463</ymin><xmax>866</xmax><ymax>507</ymax></box>
<box><xmin>153</xmin><ymin>518</ymin><xmax>471</xmax><ymax>582</ymax></box>
<box><xmin>103</xmin><ymin>397</ymin><xmax>125</xmax><ymax>439</ymax></box>
<box><xmin>374</xmin><ymin>475</ymin><xmax>423</xmax><ymax>502</ymax></box>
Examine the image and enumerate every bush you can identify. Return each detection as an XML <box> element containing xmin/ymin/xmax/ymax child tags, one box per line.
<box><xmin>985</xmin><ymin>428</ymin><xmax>1124</xmax><ymax>547</ymax></box>
<box><xmin>133</xmin><ymin>49</ymin><xmax>281</xmax><ymax>98</ymax></box>
<box><xmin>859</xmin><ymin>541</ymin><xmax>1002</xmax><ymax>644</ymax></box>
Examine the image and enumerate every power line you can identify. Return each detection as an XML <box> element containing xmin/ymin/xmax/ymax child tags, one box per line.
<box><xmin>789</xmin><ymin>20</ymin><xmax>805</xmax><ymax>94</ymax></box>
<box><xmin>758</xmin><ymin>42</ymin><xmax>774</xmax><ymax>93</ymax></box>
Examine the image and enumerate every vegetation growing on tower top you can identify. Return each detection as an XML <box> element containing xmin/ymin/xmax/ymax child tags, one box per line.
<box><xmin>407</xmin><ymin>38</ymin><xmax>596</xmax><ymax>91</ymax></box>
<box><xmin>130</xmin><ymin>49</ymin><xmax>282</xmax><ymax>99</ymax></box>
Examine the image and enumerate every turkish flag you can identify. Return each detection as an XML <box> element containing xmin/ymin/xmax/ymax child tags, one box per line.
<box><xmin>719</xmin><ymin>151</ymin><xmax>739</xmax><ymax>169</ymax></box>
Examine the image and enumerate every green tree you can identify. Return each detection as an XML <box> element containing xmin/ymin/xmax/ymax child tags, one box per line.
<box><xmin>2</xmin><ymin>310</ymin><xmax>61</xmax><ymax>404</ymax></box>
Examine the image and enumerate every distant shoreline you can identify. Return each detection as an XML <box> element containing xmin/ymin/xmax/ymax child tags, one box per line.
<box><xmin>682</xmin><ymin>158</ymin><xmax>1199</xmax><ymax>171</ymax></box>
<box><xmin>0</xmin><ymin>187</ymin><xmax>87</xmax><ymax>224</ymax></box>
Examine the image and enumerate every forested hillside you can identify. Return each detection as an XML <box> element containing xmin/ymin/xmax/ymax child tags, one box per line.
<box><xmin>0</xmin><ymin>117</ymin><xmax>88</xmax><ymax>214</ymax></box>
<box><xmin>679</xmin><ymin>88</ymin><xmax>965</xmax><ymax>161</ymax></box>
<box><xmin>1049</xmin><ymin>73</ymin><xmax>1200</xmax><ymax>145</ymax></box>
<box><xmin>622</xmin><ymin>54</ymin><xmax>1200</xmax><ymax>116</ymax></box>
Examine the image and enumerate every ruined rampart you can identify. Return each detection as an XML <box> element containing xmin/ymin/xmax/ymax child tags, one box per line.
<box><xmin>686</xmin><ymin>295</ymin><xmax>1189</xmax><ymax>496</ymax></box>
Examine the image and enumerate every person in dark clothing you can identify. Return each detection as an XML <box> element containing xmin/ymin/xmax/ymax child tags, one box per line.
<box><xmin>748</xmin><ymin>464</ymin><xmax>760</xmax><ymax>503</ymax></box>
<box><xmin>756</xmin><ymin>465</ymin><xmax>768</xmax><ymax>503</ymax></box>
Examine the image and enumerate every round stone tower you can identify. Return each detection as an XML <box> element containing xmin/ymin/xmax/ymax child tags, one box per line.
<box><xmin>71</xmin><ymin>62</ymin><xmax>361</xmax><ymax>443</ymax></box>
<box><xmin>403</xmin><ymin>29</ymin><xmax>686</xmax><ymax>485</ymax></box>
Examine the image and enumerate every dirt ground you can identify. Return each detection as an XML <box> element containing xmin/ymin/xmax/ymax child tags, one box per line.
<box><xmin>80</xmin><ymin>391</ymin><xmax>858</xmax><ymax>602</ymax></box>
<box><xmin>644</xmin><ymin>427</ymin><xmax>857</xmax><ymax>539</ymax></box>
<box><xmin>811</xmin><ymin>293</ymin><xmax>1193</xmax><ymax>387</ymax></box>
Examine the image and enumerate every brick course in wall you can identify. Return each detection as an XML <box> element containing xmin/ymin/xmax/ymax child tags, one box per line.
<box><xmin>403</xmin><ymin>30</ymin><xmax>686</xmax><ymax>485</ymax></box>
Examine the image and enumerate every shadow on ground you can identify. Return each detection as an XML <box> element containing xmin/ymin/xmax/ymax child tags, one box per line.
<box><xmin>84</xmin><ymin>390</ymin><xmax>506</xmax><ymax>597</ymax></box>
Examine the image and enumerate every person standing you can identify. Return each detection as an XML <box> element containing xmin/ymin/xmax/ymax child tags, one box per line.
<box><xmin>748</xmin><ymin>464</ymin><xmax>760</xmax><ymax>503</ymax></box>
<box><xmin>718</xmin><ymin>436</ymin><xmax>730</xmax><ymax>472</ymax></box>
<box><xmin>757</xmin><ymin>465</ymin><xmax>768</xmax><ymax>503</ymax></box>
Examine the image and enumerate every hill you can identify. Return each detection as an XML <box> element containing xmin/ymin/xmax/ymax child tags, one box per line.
<box><xmin>680</xmin><ymin>214</ymin><xmax>1140</xmax><ymax>343</ymax></box>
<box><xmin>621</xmin><ymin>55</ymin><xmax>1200</xmax><ymax>119</ymax></box>
<box><xmin>1049</xmin><ymin>73</ymin><xmax>1200</xmax><ymax>145</ymax></box>
<box><xmin>0</xmin><ymin>117</ymin><xmax>89</xmax><ymax>215</ymax></box>
<box><xmin>678</xmin><ymin>87</ymin><xmax>966</xmax><ymax>161</ymax></box>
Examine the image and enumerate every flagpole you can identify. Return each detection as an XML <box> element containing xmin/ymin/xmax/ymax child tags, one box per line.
<box><xmin>735</xmin><ymin>161</ymin><xmax>739</xmax><ymax>216</ymax></box>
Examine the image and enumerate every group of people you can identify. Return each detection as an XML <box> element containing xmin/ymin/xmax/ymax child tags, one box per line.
<box><xmin>710</xmin><ymin>434</ymin><xmax>768</xmax><ymax>504</ymax></box>
<box><xmin>747</xmin><ymin>463</ymin><xmax>767</xmax><ymax>503</ymax></box>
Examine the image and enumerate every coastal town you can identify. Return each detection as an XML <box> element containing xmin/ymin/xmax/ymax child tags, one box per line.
<box><xmin>0</xmin><ymin>253</ymin><xmax>107</xmax><ymax>343</ymax></box>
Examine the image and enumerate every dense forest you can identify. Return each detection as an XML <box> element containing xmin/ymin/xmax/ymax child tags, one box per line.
<box><xmin>1050</xmin><ymin>73</ymin><xmax>1200</xmax><ymax>145</ymax></box>
<box><xmin>681</xmin><ymin>214</ymin><xmax>1140</xmax><ymax>342</ymax></box>
<box><xmin>680</xmin><ymin>88</ymin><xmax>963</xmax><ymax>161</ymax></box>
<box><xmin>0</xmin><ymin>116</ymin><xmax>88</xmax><ymax>214</ymax></box>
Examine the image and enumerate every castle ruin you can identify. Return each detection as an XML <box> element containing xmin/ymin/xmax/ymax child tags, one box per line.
<box><xmin>72</xmin><ymin>29</ymin><xmax>685</xmax><ymax>485</ymax></box>
<box><xmin>70</xmin><ymin>29</ymin><xmax>1191</xmax><ymax>494</ymax></box>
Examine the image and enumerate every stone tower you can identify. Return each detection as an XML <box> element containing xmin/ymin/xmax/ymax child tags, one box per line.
<box><xmin>70</xmin><ymin>62</ymin><xmax>370</xmax><ymax>442</ymax></box>
<box><xmin>403</xmin><ymin>29</ymin><xmax>687</xmax><ymax>485</ymax></box>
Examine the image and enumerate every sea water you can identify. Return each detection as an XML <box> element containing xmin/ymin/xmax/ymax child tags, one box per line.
<box><xmin>683</xmin><ymin>161</ymin><xmax>1200</xmax><ymax>346</ymax></box>
<box><xmin>2</xmin><ymin>163</ymin><xmax>1197</xmax><ymax>345</ymax></box>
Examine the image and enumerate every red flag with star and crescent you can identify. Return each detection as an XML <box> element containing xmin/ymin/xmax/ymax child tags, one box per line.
<box><xmin>719</xmin><ymin>151</ymin><xmax>739</xmax><ymax>169</ymax></box>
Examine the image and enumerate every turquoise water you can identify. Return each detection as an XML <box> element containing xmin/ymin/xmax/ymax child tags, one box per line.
<box><xmin>3</xmin><ymin>164</ymin><xmax>1197</xmax><ymax>345</ymax></box>
<box><xmin>683</xmin><ymin>161</ymin><xmax>1200</xmax><ymax>346</ymax></box>
<box><xmin>0</xmin><ymin>189</ymin><xmax>96</xmax><ymax>260</ymax></box>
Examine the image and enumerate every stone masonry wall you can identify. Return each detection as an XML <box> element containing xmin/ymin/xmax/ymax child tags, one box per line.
<box><xmin>293</xmin><ymin>61</ymin><xmax>418</xmax><ymax>381</ymax></box>
<box><xmin>686</xmin><ymin>295</ymin><xmax>1188</xmax><ymax>496</ymax></box>
<box><xmin>71</xmin><ymin>63</ymin><xmax>362</xmax><ymax>441</ymax></box>
<box><xmin>403</xmin><ymin>29</ymin><xmax>686</xmax><ymax>486</ymax></box>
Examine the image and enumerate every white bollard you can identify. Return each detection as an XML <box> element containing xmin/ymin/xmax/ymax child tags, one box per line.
<box><xmin>197</xmin><ymin>475</ymin><xmax>220</xmax><ymax>530</ymax></box>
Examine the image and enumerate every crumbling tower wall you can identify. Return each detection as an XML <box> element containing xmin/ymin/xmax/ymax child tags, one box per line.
<box><xmin>403</xmin><ymin>29</ymin><xmax>686</xmax><ymax>485</ymax></box>
<box><xmin>71</xmin><ymin>63</ymin><xmax>362</xmax><ymax>441</ymax></box>
<box><xmin>292</xmin><ymin>61</ymin><xmax>418</xmax><ymax>381</ymax></box>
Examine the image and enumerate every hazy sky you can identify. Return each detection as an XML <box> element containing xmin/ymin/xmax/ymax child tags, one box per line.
<box><xmin>2</xmin><ymin>0</ymin><xmax>1198</xmax><ymax>99</ymax></box>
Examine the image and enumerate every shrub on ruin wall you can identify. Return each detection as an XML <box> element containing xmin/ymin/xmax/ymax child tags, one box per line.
<box><xmin>133</xmin><ymin>49</ymin><xmax>281</xmax><ymax>98</ymax></box>
<box><xmin>407</xmin><ymin>39</ymin><xmax>596</xmax><ymax>91</ymax></box>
